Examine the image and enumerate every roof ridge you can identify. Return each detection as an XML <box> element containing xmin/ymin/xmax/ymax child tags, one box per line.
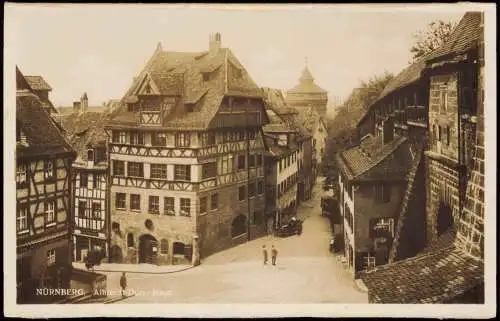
<box><xmin>355</xmin><ymin>135</ymin><xmax>407</xmax><ymax>178</ymax></box>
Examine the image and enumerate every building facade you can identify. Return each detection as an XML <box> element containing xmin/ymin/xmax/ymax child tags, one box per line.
<box><xmin>336</xmin><ymin>121</ymin><xmax>412</xmax><ymax>277</ymax></box>
<box><xmin>59</xmin><ymin>112</ymin><xmax>110</xmax><ymax>262</ymax></box>
<box><xmin>105</xmin><ymin>34</ymin><xmax>269</xmax><ymax>265</ymax></box>
<box><xmin>16</xmin><ymin>67</ymin><xmax>76</xmax><ymax>303</ymax></box>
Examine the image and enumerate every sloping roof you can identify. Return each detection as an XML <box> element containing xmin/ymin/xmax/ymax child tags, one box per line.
<box><xmin>109</xmin><ymin>43</ymin><xmax>264</xmax><ymax>130</ymax></box>
<box><xmin>337</xmin><ymin>134</ymin><xmax>411</xmax><ymax>181</ymax></box>
<box><xmin>377</xmin><ymin>59</ymin><xmax>427</xmax><ymax>101</ymax></box>
<box><xmin>425</xmin><ymin>12</ymin><xmax>482</xmax><ymax>62</ymax></box>
<box><xmin>58</xmin><ymin>112</ymin><xmax>109</xmax><ymax>165</ymax></box>
<box><xmin>361</xmin><ymin>245</ymin><xmax>483</xmax><ymax>303</ymax></box>
<box><xmin>16</xmin><ymin>91</ymin><xmax>74</xmax><ymax>159</ymax></box>
<box><xmin>24</xmin><ymin>75</ymin><xmax>52</xmax><ymax>91</ymax></box>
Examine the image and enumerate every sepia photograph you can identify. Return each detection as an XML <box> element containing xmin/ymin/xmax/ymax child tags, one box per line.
<box><xmin>3</xmin><ymin>3</ymin><xmax>496</xmax><ymax>318</ymax></box>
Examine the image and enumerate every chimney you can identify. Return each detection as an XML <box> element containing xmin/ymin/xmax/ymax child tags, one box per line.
<box><xmin>382</xmin><ymin>118</ymin><xmax>394</xmax><ymax>144</ymax></box>
<box><xmin>209</xmin><ymin>32</ymin><xmax>222</xmax><ymax>55</ymax></box>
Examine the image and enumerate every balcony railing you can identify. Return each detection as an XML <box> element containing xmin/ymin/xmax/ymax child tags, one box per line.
<box><xmin>406</xmin><ymin>105</ymin><xmax>427</xmax><ymax>127</ymax></box>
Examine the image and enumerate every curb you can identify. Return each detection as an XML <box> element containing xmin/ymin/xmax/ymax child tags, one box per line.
<box><xmin>77</xmin><ymin>265</ymin><xmax>196</xmax><ymax>275</ymax></box>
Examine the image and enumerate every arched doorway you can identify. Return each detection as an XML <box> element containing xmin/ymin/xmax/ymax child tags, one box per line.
<box><xmin>139</xmin><ymin>234</ymin><xmax>158</xmax><ymax>264</ymax></box>
<box><xmin>437</xmin><ymin>202</ymin><xmax>454</xmax><ymax>236</ymax></box>
<box><xmin>232</xmin><ymin>215</ymin><xmax>247</xmax><ymax>238</ymax></box>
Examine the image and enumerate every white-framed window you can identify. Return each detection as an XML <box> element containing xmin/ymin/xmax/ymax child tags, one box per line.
<box><xmin>149</xmin><ymin>196</ymin><xmax>160</xmax><ymax>214</ymax></box>
<box><xmin>175</xmin><ymin>132</ymin><xmax>191</xmax><ymax>147</ymax></box>
<box><xmin>44</xmin><ymin>160</ymin><xmax>54</xmax><ymax>179</ymax></box>
<box><xmin>363</xmin><ymin>252</ymin><xmax>376</xmax><ymax>270</ymax></box>
<box><xmin>45</xmin><ymin>201</ymin><xmax>56</xmax><ymax>225</ymax></box>
<box><xmin>47</xmin><ymin>249</ymin><xmax>56</xmax><ymax>266</ymax></box>
<box><xmin>164</xmin><ymin>197</ymin><xmax>175</xmax><ymax>215</ymax></box>
<box><xmin>174</xmin><ymin>165</ymin><xmax>191</xmax><ymax>181</ymax></box>
<box><xmin>151</xmin><ymin>164</ymin><xmax>168</xmax><ymax>179</ymax></box>
<box><xmin>17</xmin><ymin>204</ymin><xmax>28</xmax><ymax>233</ymax></box>
<box><xmin>180</xmin><ymin>198</ymin><xmax>191</xmax><ymax>216</ymax></box>
<box><xmin>16</xmin><ymin>164</ymin><xmax>27</xmax><ymax>185</ymax></box>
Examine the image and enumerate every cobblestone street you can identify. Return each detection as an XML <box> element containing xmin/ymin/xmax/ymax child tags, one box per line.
<box><xmin>102</xmin><ymin>178</ymin><xmax>367</xmax><ymax>303</ymax></box>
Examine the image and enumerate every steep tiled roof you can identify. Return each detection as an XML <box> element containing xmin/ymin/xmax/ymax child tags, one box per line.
<box><xmin>377</xmin><ymin>59</ymin><xmax>427</xmax><ymax>101</ymax></box>
<box><xmin>16</xmin><ymin>91</ymin><xmax>74</xmax><ymax>159</ymax></box>
<box><xmin>110</xmin><ymin>44</ymin><xmax>263</xmax><ymax>130</ymax></box>
<box><xmin>337</xmin><ymin>134</ymin><xmax>411</xmax><ymax>181</ymax></box>
<box><xmin>425</xmin><ymin>12</ymin><xmax>482</xmax><ymax>62</ymax></box>
<box><xmin>361</xmin><ymin>245</ymin><xmax>484</xmax><ymax>303</ymax></box>
<box><xmin>24</xmin><ymin>75</ymin><xmax>52</xmax><ymax>91</ymax></box>
<box><xmin>58</xmin><ymin>112</ymin><xmax>109</xmax><ymax>165</ymax></box>
<box><xmin>288</xmin><ymin>66</ymin><xmax>327</xmax><ymax>94</ymax></box>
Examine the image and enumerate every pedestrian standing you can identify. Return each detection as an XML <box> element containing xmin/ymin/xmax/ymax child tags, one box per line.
<box><xmin>120</xmin><ymin>272</ymin><xmax>127</xmax><ymax>297</ymax></box>
<box><xmin>271</xmin><ymin>245</ymin><xmax>278</xmax><ymax>266</ymax></box>
<box><xmin>262</xmin><ymin>245</ymin><xmax>268</xmax><ymax>265</ymax></box>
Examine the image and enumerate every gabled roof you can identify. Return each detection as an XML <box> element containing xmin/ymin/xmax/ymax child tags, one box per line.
<box><xmin>24</xmin><ymin>75</ymin><xmax>52</xmax><ymax>91</ymax></box>
<box><xmin>58</xmin><ymin>112</ymin><xmax>109</xmax><ymax>165</ymax></box>
<box><xmin>425</xmin><ymin>12</ymin><xmax>482</xmax><ymax>63</ymax></box>
<box><xmin>361</xmin><ymin>244</ymin><xmax>483</xmax><ymax>303</ymax></box>
<box><xmin>109</xmin><ymin>42</ymin><xmax>264</xmax><ymax>130</ymax></box>
<box><xmin>337</xmin><ymin>134</ymin><xmax>411</xmax><ymax>182</ymax></box>
<box><xmin>16</xmin><ymin>90</ymin><xmax>74</xmax><ymax>159</ymax></box>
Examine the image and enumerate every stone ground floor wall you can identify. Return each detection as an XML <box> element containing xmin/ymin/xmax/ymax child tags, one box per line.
<box><xmin>426</xmin><ymin>157</ymin><xmax>465</xmax><ymax>243</ymax></box>
<box><xmin>17</xmin><ymin>236</ymin><xmax>72</xmax><ymax>303</ymax></box>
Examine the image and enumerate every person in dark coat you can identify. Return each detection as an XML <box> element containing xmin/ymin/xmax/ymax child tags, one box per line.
<box><xmin>271</xmin><ymin>245</ymin><xmax>278</xmax><ymax>266</ymax></box>
<box><xmin>262</xmin><ymin>245</ymin><xmax>268</xmax><ymax>265</ymax></box>
<box><xmin>120</xmin><ymin>272</ymin><xmax>127</xmax><ymax>297</ymax></box>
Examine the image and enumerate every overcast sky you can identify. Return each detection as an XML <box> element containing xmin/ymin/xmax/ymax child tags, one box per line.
<box><xmin>7</xmin><ymin>4</ymin><xmax>468</xmax><ymax>108</ymax></box>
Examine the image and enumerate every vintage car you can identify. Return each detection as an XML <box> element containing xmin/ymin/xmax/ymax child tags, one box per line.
<box><xmin>277</xmin><ymin>218</ymin><xmax>303</xmax><ymax>237</ymax></box>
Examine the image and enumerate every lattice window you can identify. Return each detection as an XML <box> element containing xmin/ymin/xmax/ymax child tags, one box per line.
<box><xmin>130</xmin><ymin>194</ymin><xmax>141</xmax><ymax>210</ymax></box>
<box><xmin>44</xmin><ymin>201</ymin><xmax>56</xmax><ymax>225</ymax></box>
<box><xmin>180</xmin><ymin>198</ymin><xmax>191</xmax><ymax>216</ymax></box>
<box><xmin>175</xmin><ymin>132</ymin><xmax>191</xmax><ymax>147</ymax></box>
<box><xmin>47</xmin><ymin>249</ymin><xmax>56</xmax><ymax>266</ymax></box>
<box><xmin>148</xmin><ymin>196</ymin><xmax>160</xmax><ymax>214</ymax></box>
<box><xmin>119</xmin><ymin>132</ymin><xmax>127</xmax><ymax>144</ymax></box>
<box><xmin>113</xmin><ymin>160</ymin><xmax>125</xmax><ymax>176</ymax></box>
<box><xmin>202</xmin><ymin>163</ymin><xmax>217</xmax><ymax>179</ymax></box>
<box><xmin>151</xmin><ymin>164</ymin><xmax>168</xmax><ymax>179</ymax></box>
<box><xmin>115</xmin><ymin>193</ymin><xmax>126</xmax><ymax>209</ymax></box>
<box><xmin>16</xmin><ymin>204</ymin><xmax>28</xmax><ymax>232</ymax></box>
<box><xmin>164</xmin><ymin>197</ymin><xmax>175</xmax><ymax>215</ymax></box>
<box><xmin>16</xmin><ymin>164</ymin><xmax>27</xmax><ymax>185</ymax></box>
<box><xmin>130</xmin><ymin>131</ymin><xmax>145</xmax><ymax>145</ymax></box>
<box><xmin>199</xmin><ymin>132</ymin><xmax>216</xmax><ymax>146</ymax></box>
<box><xmin>127</xmin><ymin>162</ymin><xmax>144</xmax><ymax>177</ymax></box>
<box><xmin>174</xmin><ymin>165</ymin><xmax>191</xmax><ymax>181</ymax></box>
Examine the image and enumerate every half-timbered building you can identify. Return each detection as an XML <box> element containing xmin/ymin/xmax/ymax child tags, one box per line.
<box><xmin>59</xmin><ymin>112</ymin><xmax>110</xmax><ymax>262</ymax></box>
<box><xmin>105</xmin><ymin>34</ymin><xmax>269</xmax><ymax>265</ymax></box>
<box><xmin>16</xmin><ymin>67</ymin><xmax>76</xmax><ymax>303</ymax></box>
<box><xmin>361</xmin><ymin>12</ymin><xmax>484</xmax><ymax>303</ymax></box>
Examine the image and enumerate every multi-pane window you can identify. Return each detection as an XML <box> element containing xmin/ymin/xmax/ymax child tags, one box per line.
<box><xmin>248</xmin><ymin>130</ymin><xmax>256</xmax><ymax>140</ymax></box>
<box><xmin>199</xmin><ymin>132</ymin><xmax>216</xmax><ymax>146</ymax></box>
<box><xmin>113</xmin><ymin>160</ymin><xmax>125</xmax><ymax>176</ymax></box>
<box><xmin>127</xmin><ymin>162</ymin><xmax>144</xmax><ymax>177</ymax></box>
<box><xmin>115</xmin><ymin>193</ymin><xmax>126</xmax><ymax>209</ymax></box>
<box><xmin>363</xmin><ymin>253</ymin><xmax>376</xmax><ymax>270</ymax></box>
<box><xmin>175</xmin><ymin>133</ymin><xmax>191</xmax><ymax>147</ymax></box>
<box><xmin>248</xmin><ymin>183</ymin><xmax>256</xmax><ymax>197</ymax></box>
<box><xmin>47</xmin><ymin>249</ymin><xmax>56</xmax><ymax>266</ymax></box>
<box><xmin>238</xmin><ymin>186</ymin><xmax>246</xmax><ymax>201</ymax></box>
<box><xmin>112</xmin><ymin>131</ymin><xmax>120</xmax><ymax>143</ymax></box>
<box><xmin>130</xmin><ymin>194</ymin><xmax>141</xmax><ymax>210</ymax></box>
<box><xmin>220</xmin><ymin>155</ymin><xmax>232</xmax><ymax>174</ymax></box>
<box><xmin>200</xmin><ymin>196</ymin><xmax>208</xmax><ymax>214</ymax></box>
<box><xmin>160</xmin><ymin>239</ymin><xmax>168</xmax><ymax>254</ymax></box>
<box><xmin>237</xmin><ymin>155</ymin><xmax>246</xmax><ymax>170</ymax></box>
<box><xmin>78</xmin><ymin>201</ymin><xmax>87</xmax><ymax>217</ymax></box>
<box><xmin>180</xmin><ymin>198</ymin><xmax>191</xmax><ymax>216</ymax></box>
<box><xmin>149</xmin><ymin>196</ymin><xmax>160</xmax><ymax>214</ymax></box>
<box><xmin>374</xmin><ymin>184</ymin><xmax>390</xmax><ymax>203</ymax></box>
<box><xmin>150</xmin><ymin>164</ymin><xmax>168</xmax><ymax>179</ymax></box>
<box><xmin>174</xmin><ymin>165</ymin><xmax>191</xmax><ymax>181</ymax></box>
<box><xmin>16</xmin><ymin>204</ymin><xmax>28</xmax><ymax>232</ymax></box>
<box><xmin>164</xmin><ymin>197</ymin><xmax>175</xmax><ymax>215</ymax></box>
<box><xmin>80</xmin><ymin>173</ymin><xmax>88</xmax><ymax>188</ymax></box>
<box><xmin>92</xmin><ymin>202</ymin><xmax>101</xmax><ymax>219</ymax></box>
<box><xmin>257</xmin><ymin>181</ymin><xmax>264</xmax><ymax>194</ymax></box>
<box><xmin>93</xmin><ymin>174</ymin><xmax>101</xmax><ymax>189</ymax></box>
<box><xmin>371</xmin><ymin>218</ymin><xmax>394</xmax><ymax>238</ymax></box>
<box><xmin>151</xmin><ymin>132</ymin><xmax>167</xmax><ymax>146</ymax></box>
<box><xmin>44</xmin><ymin>160</ymin><xmax>54</xmax><ymax>179</ymax></box>
<box><xmin>16</xmin><ymin>164</ymin><xmax>27</xmax><ymax>185</ymax></box>
<box><xmin>211</xmin><ymin>193</ymin><xmax>218</xmax><ymax>210</ymax></box>
<box><xmin>202</xmin><ymin>163</ymin><xmax>217</xmax><ymax>179</ymax></box>
<box><xmin>130</xmin><ymin>131</ymin><xmax>144</xmax><ymax>145</ymax></box>
<box><xmin>44</xmin><ymin>201</ymin><xmax>56</xmax><ymax>225</ymax></box>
